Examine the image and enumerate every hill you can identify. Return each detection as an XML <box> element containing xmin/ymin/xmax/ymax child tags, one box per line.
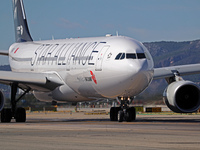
<box><xmin>144</xmin><ymin>40</ymin><xmax>200</xmax><ymax>67</ymax></box>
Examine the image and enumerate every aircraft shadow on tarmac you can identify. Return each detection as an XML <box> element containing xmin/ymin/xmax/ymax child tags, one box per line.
<box><xmin>24</xmin><ymin>116</ymin><xmax>200</xmax><ymax>124</ymax></box>
<box><xmin>136</xmin><ymin>117</ymin><xmax>200</xmax><ymax>123</ymax></box>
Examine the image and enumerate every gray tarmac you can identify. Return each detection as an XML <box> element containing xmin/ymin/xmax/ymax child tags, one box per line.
<box><xmin>0</xmin><ymin>111</ymin><xmax>200</xmax><ymax>150</ymax></box>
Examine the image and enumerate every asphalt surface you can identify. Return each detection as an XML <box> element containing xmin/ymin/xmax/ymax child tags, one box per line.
<box><xmin>0</xmin><ymin>112</ymin><xmax>200</xmax><ymax>150</ymax></box>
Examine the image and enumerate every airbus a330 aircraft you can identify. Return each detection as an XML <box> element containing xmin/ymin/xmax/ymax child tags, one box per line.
<box><xmin>0</xmin><ymin>0</ymin><xmax>200</xmax><ymax>122</ymax></box>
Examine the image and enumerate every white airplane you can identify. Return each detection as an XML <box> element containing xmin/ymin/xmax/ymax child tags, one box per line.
<box><xmin>1</xmin><ymin>0</ymin><xmax>200</xmax><ymax>122</ymax></box>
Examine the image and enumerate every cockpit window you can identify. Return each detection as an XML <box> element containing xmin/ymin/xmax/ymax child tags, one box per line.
<box><xmin>137</xmin><ymin>53</ymin><xmax>146</xmax><ymax>59</ymax></box>
<box><xmin>115</xmin><ymin>52</ymin><xmax>146</xmax><ymax>60</ymax></box>
<box><xmin>115</xmin><ymin>53</ymin><xmax>125</xmax><ymax>60</ymax></box>
<box><xmin>121</xmin><ymin>53</ymin><xmax>125</xmax><ymax>59</ymax></box>
<box><xmin>115</xmin><ymin>53</ymin><xmax>122</xmax><ymax>60</ymax></box>
<box><xmin>126</xmin><ymin>53</ymin><xmax>136</xmax><ymax>59</ymax></box>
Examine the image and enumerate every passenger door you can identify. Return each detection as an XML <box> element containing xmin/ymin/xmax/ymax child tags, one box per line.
<box><xmin>95</xmin><ymin>46</ymin><xmax>110</xmax><ymax>71</ymax></box>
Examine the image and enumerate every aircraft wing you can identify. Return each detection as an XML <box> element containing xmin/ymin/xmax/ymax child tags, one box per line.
<box><xmin>153</xmin><ymin>64</ymin><xmax>200</xmax><ymax>79</ymax></box>
<box><xmin>0</xmin><ymin>71</ymin><xmax>64</xmax><ymax>91</ymax></box>
<box><xmin>0</xmin><ymin>50</ymin><xmax>9</xmax><ymax>56</ymax></box>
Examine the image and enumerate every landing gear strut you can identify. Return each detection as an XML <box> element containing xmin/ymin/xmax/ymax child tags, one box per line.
<box><xmin>1</xmin><ymin>83</ymin><xmax>30</xmax><ymax>123</ymax></box>
<box><xmin>110</xmin><ymin>97</ymin><xmax>136</xmax><ymax>122</ymax></box>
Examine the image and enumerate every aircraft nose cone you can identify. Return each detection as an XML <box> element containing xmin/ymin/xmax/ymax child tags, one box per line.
<box><xmin>127</xmin><ymin>59</ymin><xmax>153</xmax><ymax>86</ymax></box>
<box><xmin>128</xmin><ymin>60</ymin><xmax>148</xmax><ymax>75</ymax></box>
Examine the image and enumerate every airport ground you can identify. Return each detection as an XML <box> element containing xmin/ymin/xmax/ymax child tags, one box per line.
<box><xmin>0</xmin><ymin>109</ymin><xmax>200</xmax><ymax>150</ymax></box>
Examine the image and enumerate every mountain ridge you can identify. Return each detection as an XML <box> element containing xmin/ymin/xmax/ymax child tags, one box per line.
<box><xmin>143</xmin><ymin>39</ymin><xmax>200</xmax><ymax>67</ymax></box>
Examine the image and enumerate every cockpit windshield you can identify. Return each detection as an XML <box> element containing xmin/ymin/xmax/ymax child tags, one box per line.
<box><xmin>115</xmin><ymin>53</ymin><xmax>125</xmax><ymax>60</ymax></box>
<box><xmin>126</xmin><ymin>53</ymin><xmax>136</xmax><ymax>59</ymax></box>
<box><xmin>137</xmin><ymin>53</ymin><xmax>146</xmax><ymax>59</ymax></box>
<box><xmin>115</xmin><ymin>53</ymin><xmax>146</xmax><ymax>60</ymax></box>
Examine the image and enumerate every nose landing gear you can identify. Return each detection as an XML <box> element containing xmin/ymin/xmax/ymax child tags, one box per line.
<box><xmin>110</xmin><ymin>97</ymin><xmax>136</xmax><ymax>122</ymax></box>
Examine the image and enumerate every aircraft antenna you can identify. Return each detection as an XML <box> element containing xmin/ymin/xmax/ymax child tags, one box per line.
<box><xmin>116</xmin><ymin>31</ymin><xmax>119</xmax><ymax>36</ymax></box>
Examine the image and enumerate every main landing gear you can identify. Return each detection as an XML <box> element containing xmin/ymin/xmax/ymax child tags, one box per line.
<box><xmin>1</xmin><ymin>83</ymin><xmax>30</xmax><ymax>123</ymax></box>
<box><xmin>110</xmin><ymin>97</ymin><xmax>136</xmax><ymax>122</ymax></box>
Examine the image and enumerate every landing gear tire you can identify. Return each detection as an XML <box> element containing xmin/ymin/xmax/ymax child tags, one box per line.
<box><xmin>2</xmin><ymin>83</ymin><xmax>30</xmax><ymax>123</ymax></box>
<box><xmin>126</xmin><ymin>107</ymin><xmax>136</xmax><ymax>122</ymax></box>
<box><xmin>110</xmin><ymin>107</ymin><xmax>120</xmax><ymax>121</ymax></box>
<box><xmin>15</xmin><ymin>107</ymin><xmax>26</xmax><ymax>122</ymax></box>
<box><xmin>130</xmin><ymin>107</ymin><xmax>136</xmax><ymax>121</ymax></box>
<box><xmin>110</xmin><ymin>106</ymin><xmax>136</xmax><ymax>122</ymax></box>
<box><xmin>1</xmin><ymin>108</ymin><xmax>12</xmax><ymax>123</ymax></box>
<box><xmin>118</xmin><ymin>110</ymin><xmax>124</xmax><ymax>122</ymax></box>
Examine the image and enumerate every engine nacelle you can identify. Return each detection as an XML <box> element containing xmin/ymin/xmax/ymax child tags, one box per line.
<box><xmin>0</xmin><ymin>91</ymin><xmax>5</xmax><ymax>111</ymax></box>
<box><xmin>163</xmin><ymin>81</ymin><xmax>200</xmax><ymax>113</ymax></box>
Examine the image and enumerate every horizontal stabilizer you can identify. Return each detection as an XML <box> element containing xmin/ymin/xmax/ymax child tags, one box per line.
<box><xmin>0</xmin><ymin>50</ymin><xmax>9</xmax><ymax>56</ymax></box>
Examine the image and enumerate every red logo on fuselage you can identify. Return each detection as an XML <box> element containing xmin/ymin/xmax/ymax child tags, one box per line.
<box><xmin>14</xmin><ymin>48</ymin><xmax>19</xmax><ymax>54</ymax></box>
<box><xmin>90</xmin><ymin>71</ymin><xmax>97</xmax><ymax>84</ymax></box>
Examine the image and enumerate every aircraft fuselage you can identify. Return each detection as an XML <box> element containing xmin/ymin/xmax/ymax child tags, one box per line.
<box><xmin>9</xmin><ymin>36</ymin><xmax>154</xmax><ymax>102</ymax></box>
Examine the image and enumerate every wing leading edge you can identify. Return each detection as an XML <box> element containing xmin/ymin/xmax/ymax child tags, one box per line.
<box><xmin>153</xmin><ymin>63</ymin><xmax>200</xmax><ymax>79</ymax></box>
<box><xmin>0</xmin><ymin>71</ymin><xmax>64</xmax><ymax>91</ymax></box>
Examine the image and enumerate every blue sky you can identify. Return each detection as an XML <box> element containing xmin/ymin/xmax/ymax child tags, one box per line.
<box><xmin>0</xmin><ymin>0</ymin><xmax>200</xmax><ymax>64</ymax></box>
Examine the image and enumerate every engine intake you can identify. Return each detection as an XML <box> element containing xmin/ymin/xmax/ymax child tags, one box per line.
<box><xmin>163</xmin><ymin>81</ymin><xmax>200</xmax><ymax>113</ymax></box>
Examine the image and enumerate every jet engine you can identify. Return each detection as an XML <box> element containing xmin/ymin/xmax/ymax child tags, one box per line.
<box><xmin>0</xmin><ymin>91</ymin><xmax>5</xmax><ymax>111</ymax></box>
<box><xmin>163</xmin><ymin>81</ymin><xmax>200</xmax><ymax>113</ymax></box>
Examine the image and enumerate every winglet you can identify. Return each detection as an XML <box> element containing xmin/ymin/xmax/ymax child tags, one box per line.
<box><xmin>13</xmin><ymin>0</ymin><xmax>33</xmax><ymax>42</ymax></box>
